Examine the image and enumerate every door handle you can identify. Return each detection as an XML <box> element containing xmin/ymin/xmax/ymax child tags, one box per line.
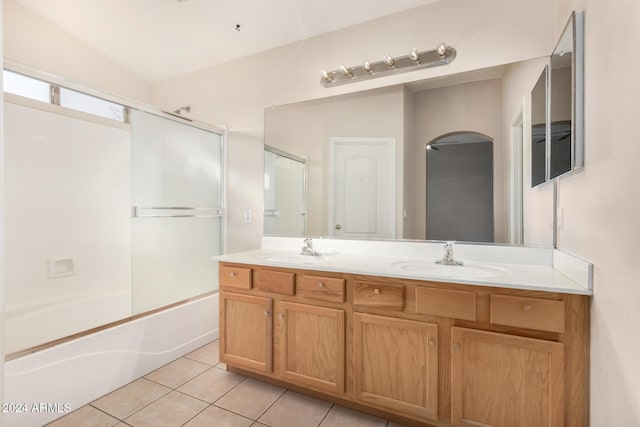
<box><xmin>335</xmin><ymin>224</ymin><xmax>342</xmax><ymax>230</ymax></box>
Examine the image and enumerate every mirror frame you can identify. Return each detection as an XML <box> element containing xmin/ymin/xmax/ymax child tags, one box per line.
<box><xmin>549</xmin><ymin>10</ymin><xmax>585</xmax><ymax>179</ymax></box>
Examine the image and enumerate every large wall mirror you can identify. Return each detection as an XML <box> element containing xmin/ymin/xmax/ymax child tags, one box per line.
<box><xmin>264</xmin><ymin>58</ymin><xmax>552</xmax><ymax>246</ymax></box>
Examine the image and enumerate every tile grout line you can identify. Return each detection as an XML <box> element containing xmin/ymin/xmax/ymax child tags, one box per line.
<box><xmin>316</xmin><ymin>403</ymin><xmax>335</xmax><ymax>427</ymax></box>
<box><xmin>251</xmin><ymin>386</ymin><xmax>289</xmax><ymax>424</ymax></box>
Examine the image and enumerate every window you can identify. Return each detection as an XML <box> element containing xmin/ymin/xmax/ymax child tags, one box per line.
<box><xmin>3</xmin><ymin>70</ymin><xmax>51</xmax><ymax>103</ymax></box>
<box><xmin>59</xmin><ymin>88</ymin><xmax>128</xmax><ymax>122</ymax></box>
<box><xmin>3</xmin><ymin>69</ymin><xmax>128</xmax><ymax>123</ymax></box>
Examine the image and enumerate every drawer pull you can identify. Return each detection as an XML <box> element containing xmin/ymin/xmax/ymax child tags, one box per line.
<box><xmin>318</xmin><ymin>282</ymin><xmax>325</xmax><ymax>288</ymax></box>
<box><xmin>523</xmin><ymin>303</ymin><xmax>533</xmax><ymax>312</ymax></box>
<box><xmin>264</xmin><ymin>310</ymin><xmax>270</xmax><ymax>316</ymax></box>
<box><xmin>229</xmin><ymin>272</ymin><xmax>236</xmax><ymax>277</ymax></box>
<box><xmin>373</xmin><ymin>289</ymin><xmax>380</xmax><ymax>295</ymax></box>
<box><xmin>453</xmin><ymin>344</ymin><xmax>460</xmax><ymax>351</ymax></box>
<box><xmin>278</xmin><ymin>314</ymin><xmax>285</xmax><ymax>320</ymax></box>
<box><xmin>428</xmin><ymin>340</ymin><xmax>436</xmax><ymax>348</ymax></box>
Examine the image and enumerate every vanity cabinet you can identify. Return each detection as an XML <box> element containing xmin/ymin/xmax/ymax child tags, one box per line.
<box><xmin>354</xmin><ymin>313</ymin><xmax>438</xmax><ymax>421</ymax></box>
<box><xmin>219</xmin><ymin>292</ymin><xmax>273</xmax><ymax>372</ymax></box>
<box><xmin>219</xmin><ymin>263</ymin><xmax>589</xmax><ymax>427</ymax></box>
<box><xmin>278</xmin><ymin>302</ymin><xmax>345</xmax><ymax>394</ymax></box>
<box><xmin>220</xmin><ymin>269</ymin><xmax>348</xmax><ymax>398</ymax></box>
<box><xmin>451</xmin><ymin>327</ymin><xmax>564</xmax><ymax>427</ymax></box>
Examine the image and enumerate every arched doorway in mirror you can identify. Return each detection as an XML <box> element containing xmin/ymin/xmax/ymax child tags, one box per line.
<box><xmin>426</xmin><ymin>131</ymin><xmax>494</xmax><ymax>242</ymax></box>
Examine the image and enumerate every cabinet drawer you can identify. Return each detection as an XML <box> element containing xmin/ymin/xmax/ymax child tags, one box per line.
<box><xmin>220</xmin><ymin>265</ymin><xmax>252</xmax><ymax>289</ymax></box>
<box><xmin>254</xmin><ymin>270</ymin><xmax>295</xmax><ymax>295</ymax></box>
<box><xmin>298</xmin><ymin>275</ymin><xmax>345</xmax><ymax>303</ymax></box>
<box><xmin>490</xmin><ymin>294</ymin><xmax>565</xmax><ymax>333</ymax></box>
<box><xmin>415</xmin><ymin>287</ymin><xmax>476</xmax><ymax>320</ymax></box>
<box><xmin>354</xmin><ymin>282</ymin><xmax>404</xmax><ymax>310</ymax></box>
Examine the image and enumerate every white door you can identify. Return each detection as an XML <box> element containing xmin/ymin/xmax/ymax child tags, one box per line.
<box><xmin>329</xmin><ymin>138</ymin><xmax>396</xmax><ymax>239</ymax></box>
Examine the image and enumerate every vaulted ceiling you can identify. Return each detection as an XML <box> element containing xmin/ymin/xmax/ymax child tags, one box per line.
<box><xmin>14</xmin><ymin>0</ymin><xmax>441</xmax><ymax>81</ymax></box>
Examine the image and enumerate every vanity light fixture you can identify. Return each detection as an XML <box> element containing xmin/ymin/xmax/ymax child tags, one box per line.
<box><xmin>383</xmin><ymin>54</ymin><xmax>397</xmax><ymax>70</ymax></box>
<box><xmin>409</xmin><ymin>48</ymin><xmax>421</xmax><ymax>64</ymax></box>
<box><xmin>339</xmin><ymin>65</ymin><xmax>354</xmax><ymax>79</ymax></box>
<box><xmin>320</xmin><ymin>43</ymin><xmax>456</xmax><ymax>87</ymax></box>
<box><xmin>320</xmin><ymin>69</ymin><xmax>335</xmax><ymax>83</ymax></box>
<box><xmin>363</xmin><ymin>60</ymin><xmax>375</xmax><ymax>74</ymax></box>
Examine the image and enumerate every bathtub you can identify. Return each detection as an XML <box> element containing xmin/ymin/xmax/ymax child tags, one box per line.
<box><xmin>4</xmin><ymin>293</ymin><xmax>219</xmax><ymax>427</ymax></box>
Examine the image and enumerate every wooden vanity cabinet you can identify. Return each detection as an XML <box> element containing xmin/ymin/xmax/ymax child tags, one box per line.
<box><xmin>219</xmin><ymin>267</ymin><xmax>348</xmax><ymax>398</ymax></box>
<box><xmin>219</xmin><ymin>292</ymin><xmax>273</xmax><ymax>372</ymax></box>
<box><xmin>354</xmin><ymin>312</ymin><xmax>439</xmax><ymax>421</ymax></box>
<box><xmin>451</xmin><ymin>327</ymin><xmax>565</xmax><ymax>427</ymax></box>
<box><xmin>219</xmin><ymin>263</ymin><xmax>589</xmax><ymax>427</ymax></box>
<box><xmin>278</xmin><ymin>301</ymin><xmax>345</xmax><ymax>394</ymax></box>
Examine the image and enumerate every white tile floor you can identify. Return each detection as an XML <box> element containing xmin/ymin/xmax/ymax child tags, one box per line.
<box><xmin>46</xmin><ymin>340</ymin><xmax>410</xmax><ymax>427</ymax></box>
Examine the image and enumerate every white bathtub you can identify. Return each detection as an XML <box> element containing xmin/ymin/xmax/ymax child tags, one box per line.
<box><xmin>4</xmin><ymin>293</ymin><xmax>219</xmax><ymax>427</ymax></box>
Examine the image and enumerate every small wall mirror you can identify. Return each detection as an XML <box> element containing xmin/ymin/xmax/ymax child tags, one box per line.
<box><xmin>530</xmin><ymin>11</ymin><xmax>584</xmax><ymax>187</ymax></box>
<box><xmin>550</xmin><ymin>11</ymin><xmax>585</xmax><ymax>179</ymax></box>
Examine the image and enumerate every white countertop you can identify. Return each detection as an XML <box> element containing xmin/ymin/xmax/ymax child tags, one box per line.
<box><xmin>215</xmin><ymin>247</ymin><xmax>592</xmax><ymax>295</ymax></box>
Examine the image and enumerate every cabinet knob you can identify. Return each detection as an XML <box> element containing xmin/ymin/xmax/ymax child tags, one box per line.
<box><xmin>264</xmin><ymin>310</ymin><xmax>270</xmax><ymax>316</ymax></box>
<box><xmin>229</xmin><ymin>272</ymin><xmax>236</xmax><ymax>277</ymax></box>
<box><xmin>428</xmin><ymin>340</ymin><xmax>435</xmax><ymax>348</ymax></box>
<box><xmin>318</xmin><ymin>282</ymin><xmax>325</xmax><ymax>288</ymax></box>
<box><xmin>453</xmin><ymin>344</ymin><xmax>460</xmax><ymax>351</ymax></box>
<box><xmin>523</xmin><ymin>303</ymin><xmax>533</xmax><ymax>312</ymax></box>
<box><xmin>373</xmin><ymin>289</ymin><xmax>380</xmax><ymax>295</ymax></box>
<box><xmin>278</xmin><ymin>314</ymin><xmax>285</xmax><ymax>320</ymax></box>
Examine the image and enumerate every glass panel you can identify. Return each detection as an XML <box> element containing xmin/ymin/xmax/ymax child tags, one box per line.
<box><xmin>531</xmin><ymin>67</ymin><xmax>547</xmax><ymax>187</ymax></box>
<box><xmin>264</xmin><ymin>150</ymin><xmax>306</xmax><ymax>236</ymax></box>
<box><xmin>131</xmin><ymin>110</ymin><xmax>222</xmax><ymax>208</ymax></box>
<box><xmin>549</xmin><ymin>16</ymin><xmax>574</xmax><ymax>179</ymax></box>
<box><xmin>59</xmin><ymin>87</ymin><xmax>127</xmax><ymax>122</ymax></box>
<box><xmin>3</xmin><ymin>70</ymin><xmax>51</xmax><ymax>103</ymax></box>
<box><xmin>132</xmin><ymin>217</ymin><xmax>220</xmax><ymax>314</ymax></box>
<box><xmin>131</xmin><ymin>110</ymin><xmax>222</xmax><ymax>314</ymax></box>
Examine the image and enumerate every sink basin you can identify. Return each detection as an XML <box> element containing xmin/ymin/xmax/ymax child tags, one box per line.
<box><xmin>267</xmin><ymin>254</ymin><xmax>328</xmax><ymax>266</ymax></box>
<box><xmin>389</xmin><ymin>260</ymin><xmax>509</xmax><ymax>279</ymax></box>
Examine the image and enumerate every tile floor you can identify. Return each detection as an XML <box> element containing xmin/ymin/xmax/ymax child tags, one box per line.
<box><xmin>47</xmin><ymin>340</ymin><xmax>409</xmax><ymax>427</ymax></box>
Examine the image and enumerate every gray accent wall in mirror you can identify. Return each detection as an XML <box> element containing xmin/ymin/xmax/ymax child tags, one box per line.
<box><xmin>264</xmin><ymin>58</ymin><xmax>553</xmax><ymax>246</ymax></box>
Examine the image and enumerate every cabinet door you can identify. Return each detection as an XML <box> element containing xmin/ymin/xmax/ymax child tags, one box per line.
<box><xmin>278</xmin><ymin>302</ymin><xmax>345</xmax><ymax>394</ymax></box>
<box><xmin>353</xmin><ymin>313</ymin><xmax>438</xmax><ymax>421</ymax></box>
<box><xmin>451</xmin><ymin>327</ymin><xmax>564</xmax><ymax>427</ymax></box>
<box><xmin>220</xmin><ymin>292</ymin><xmax>273</xmax><ymax>372</ymax></box>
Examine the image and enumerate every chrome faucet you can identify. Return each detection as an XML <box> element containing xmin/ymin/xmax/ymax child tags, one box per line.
<box><xmin>436</xmin><ymin>241</ymin><xmax>463</xmax><ymax>266</ymax></box>
<box><xmin>300</xmin><ymin>238</ymin><xmax>320</xmax><ymax>256</ymax></box>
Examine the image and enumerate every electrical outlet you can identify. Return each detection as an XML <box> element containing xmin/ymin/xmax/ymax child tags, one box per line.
<box><xmin>243</xmin><ymin>209</ymin><xmax>252</xmax><ymax>224</ymax></box>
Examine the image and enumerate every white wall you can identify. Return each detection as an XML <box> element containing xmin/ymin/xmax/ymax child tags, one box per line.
<box><xmin>554</xmin><ymin>0</ymin><xmax>640</xmax><ymax>425</ymax></box>
<box><xmin>151</xmin><ymin>0</ymin><xmax>557</xmax><ymax>252</ymax></box>
<box><xmin>3</xmin><ymin>0</ymin><xmax>151</xmax><ymax>103</ymax></box>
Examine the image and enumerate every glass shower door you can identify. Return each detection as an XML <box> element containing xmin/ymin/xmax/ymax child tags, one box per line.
<box><xmin>131</xmin><ymin>110</ymin><xmax>222</xmax><ymax>314</ymax></box>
